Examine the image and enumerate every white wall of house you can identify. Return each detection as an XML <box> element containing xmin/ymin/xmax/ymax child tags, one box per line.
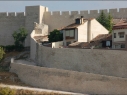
<box><xmin>63</xmin><ymin>30</ymin><xmax>66</xmax><ymax>46</ymax></box>
<box><xmin>52</xmin><ymin>41</ymin><xmax>63</xmax><ymax>48</ymax></box>
<box><xmin>90</xmin><ymin>19</ymin><xmax>109</xmax><ymax>40</ymax></box>
<box><xmin>75</xmin><ymin>28</ymin><xmax>78</xmax><ymax>41</ymax></box>
<box><xmin>77</xmin><ymin>22</ymin><xmax>87</xmax><ymax>42</ymax></box>
<box><xmin>112</xmin><ymin>29</ymin><xmax>127</xmax><ymax>42</ymax></box>
<box><xmin>112</xmin><ymin>29</ymin><xmax>127</xmax><ymax>49</ymax></box>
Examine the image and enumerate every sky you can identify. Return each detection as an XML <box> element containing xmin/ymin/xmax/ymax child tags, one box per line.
<box><xmin>0</xmin><ymin>1</ymin><xmax>127</xmax><ymax>12</ymax></box>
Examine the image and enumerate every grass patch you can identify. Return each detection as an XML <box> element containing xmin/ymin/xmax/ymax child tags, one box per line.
<box><xmin>0</xmin><ymin>87</ymin><xmax>16</xmax><ymax>95</ymax></box>
<box><xmin>0</xmin><ymin>87</ymin><xmax>71</xmax><ymax>95</ymax></box>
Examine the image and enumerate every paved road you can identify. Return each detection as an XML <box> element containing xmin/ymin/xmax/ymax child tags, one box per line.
<box><xmin>0</xmin><ymin>84</ymin><xmax>86</xmax><ymax>95</ymax></box>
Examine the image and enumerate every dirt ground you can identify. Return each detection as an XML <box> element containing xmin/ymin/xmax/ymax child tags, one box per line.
<box><xmin>0</xmin><ymin>51</ymin><xmax>30</xmax><ymax>86</ymax></box>
<box><xmin>4</xmin><ymin>51</ymin><xmax>21</xmax><ymax>58</ymax></box>
<box><xmin>0</xmin><ymin>71</ymin><xmax>29</xmax><ymax>86</ymax></box>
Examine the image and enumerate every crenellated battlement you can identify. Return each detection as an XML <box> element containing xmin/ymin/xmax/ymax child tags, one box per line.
<box><xmin>0</xmin><ymin>12</ymin><xmax>25</xmax><ymax>17</ymax></box>
<box><xmin>44</xmin><ymin>7</ymin><xmax>127</xmax><ymax>32</ymax></box>
<box><xmin>44</xmin><ymin>8</ymin><xmax>127</xmax><ymax>19</ymax></box>
<box><xmin>0</xmin><ymin>12</ymin><xmax>8</xmax><ymax>16</ymax></box>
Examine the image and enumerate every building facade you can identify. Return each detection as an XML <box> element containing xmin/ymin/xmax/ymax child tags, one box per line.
<box><xmin>112</xmin><ymin>21</ymin><xmax>127</xmax><ymax>50</ymax></box>
<box><xmin>62</xmin><ymin>17</ymin><xmax>109</xmax><ymax>46</ymax></box>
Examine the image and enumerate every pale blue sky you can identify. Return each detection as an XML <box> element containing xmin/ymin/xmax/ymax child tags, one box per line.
<box><xmin>0</xmin><ymin>1</ymin><xmax>127</xmax><ymax>12</ymax></box>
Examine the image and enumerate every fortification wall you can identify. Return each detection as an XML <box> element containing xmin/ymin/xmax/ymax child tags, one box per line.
<box><xmin>10</xmin><ymin>61</ymin><xmax>127</xmax><ymax>94</ymax></box>
<box><xmin>36</xmin><ymin>44</ymin><xmax>127</xmax><ymax>78</ymax></box>
<box><xmin>0</xmin><ymin>5</ymin><xmax>48</xmax><ymax>46</ymax></box>
<box><xmin>1</xmin><ymin>6</ymin><xmax>127</xmax><ymax>46</ymax></box>
<box><xmin>25</xmin><ymin>5</ymin><xmax>48</xmax><ymax>47</ymax></box>
<box><xmin>0</xmin><ymin>12</ymin><xmax>25</xmax><ymax>45</ymax></box>
<box><xmin>43</xmin><ymin>8</ymin><xmax>127</xmax><ymax>32</ymax></box>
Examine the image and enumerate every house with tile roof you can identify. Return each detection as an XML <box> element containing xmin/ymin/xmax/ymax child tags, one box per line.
<box><xmin>61</xmin><ymin>16</ymin><xmax>109</xmax><ymax>46</ymax></box>
<box><xmin>112</xmin><ymin>19</ymin><xmax>127</xmax><ymax>50</ymax></box>
<box><xmin>68</xmin><ymin>34</ymin><xmax>112</xmax><ymax>49</ymax></box>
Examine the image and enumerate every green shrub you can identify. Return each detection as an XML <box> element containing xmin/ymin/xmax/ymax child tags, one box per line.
<box><xmin>0</xmin><ymin>87</ymin><xmax>16</xmax><ymax>95</ymax></box>
<box><xmin>0</xmin><ymin>45</ymin><xmax>25</xmax><ymax>52</ymax></box>
<box><xmin>12</xmin><ymin>27</ymin><xmax>28</xmax><ymax>48</ymax></box>
<box><xmin>15</xmin><ymin>44</ymin><xmax>24</xmax><ymax>52</ymax></box>
<box><xmin>0</xmin><ymin>47</ymin><xmax>5</xmax><ymax>62</ymax></box>
<box><xmin>5</xmin><ymin>45</ymin><xmax>15</xmax><ymax>52</ymax></box>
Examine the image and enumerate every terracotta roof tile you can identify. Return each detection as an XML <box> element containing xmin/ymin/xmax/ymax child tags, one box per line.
<box><xmin>62</xmin><ymin>23</ymin><xmax>82</xmax><ymax>30</ymax></box>
<box><xmin>62</xmin><ymin>19</ymin><xmax>88</xmax><ymax>30</ymax></box>
<box><xmin>113</xmin><ymin>19</ymin><xmax>127</xmax><ymax>30</ymax></box>
<box><xmin>91</xmin><ymin>34</ymin><xmax>112</xmax><ymax>42</ymax></box>
<box><xmin>113</xmin><ymin>18</ymin><xmax>127</xmax><ymax>25</ymax></box>
<box><xmin>68</xmin><ymin>34</ymin><xmax>112</xmax><ymax>48</ymax></box>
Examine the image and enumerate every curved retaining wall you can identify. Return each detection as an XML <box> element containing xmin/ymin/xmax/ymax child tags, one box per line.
<box><xmin>36</xmin><ymin>44</ymin><xmax>127</xmax><ymax>78</ymax></box>
<box><xmin>10</xmin><ymin>62</ymin><xmax>127</xmax><ymax>94</ymax></box>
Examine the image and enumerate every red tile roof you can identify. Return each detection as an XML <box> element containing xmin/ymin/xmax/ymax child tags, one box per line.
<box><xmin>68</xmin><ymin>34</ymin><xmax>112</xmax><ymax>48</ymax></box>
<box><xmin>91</xmin><ymin>34</ymin><xmax>112</xmax><ymax>42</ymax></box>
<box><xmin>62</xmin><ymin>23</ymin><xmax>81</xmax><ymax>30</ymax></box>
<box><xmin>61</xmin><ymin>18</ymin><xmax>94</xmax><ymax>30</ymax></box>
<box><xmin>113</xmin><ymin>19</ymin><xmax>127</xmax><ymax>30</ymax></box>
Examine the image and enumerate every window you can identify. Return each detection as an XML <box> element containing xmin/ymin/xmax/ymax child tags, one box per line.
<box><xmin>70</xmin><ymin>30</ymin><xmax>74</xmax><ymax>37</ymax></box>
<box><xmin>106</xmin><ymin>41</ymin><xmax>110</xmax><ymax>46</ymax></box>
<box><xmin>115</xmin><ymin>45</ymin><xmax>119</xmax><ymax>49</ymax></box>
<box><xmin>65</xmin><ymin>30</ymin><xmax>75</xmax><ymax>39</ymax></box>
<box><xmin>66</xmin><ymin>31</ymin><xmax>69</xmax><ymax>36</ymax></box>
<box><xmin>114</xmin><ymin>33</ymin><xmax>116</xmax><ymax>38</ymax></box>
<box><xmin>121</xmin><ymin>44</ymin><xmax>125</xmax><ymax>48</ymax></box>
<box><xmin>119</xmin><ymin>32</ymin><xmax>124</xmax><ymax>38</ymax></box>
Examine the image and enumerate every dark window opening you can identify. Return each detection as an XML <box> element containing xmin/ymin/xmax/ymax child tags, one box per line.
<box><xmin>114</xmin><ymin>33</ymin><xmax>116</xmax><ymax>38</ymax></box>
<box><xmin>121</xmin><ymin>44</ymin><xmax>125</xmax><ymax>48</ymax></box>
<box><xmin>119</xmin><ymin>32</ymin><xmax>124</xmax><ymax>38</ymax></box>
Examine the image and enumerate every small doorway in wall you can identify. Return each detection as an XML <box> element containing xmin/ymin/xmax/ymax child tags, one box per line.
<box><xmin>106</xmin><ymin>41</ymin><xmax>110</xmax><ymax>47</ymax></box>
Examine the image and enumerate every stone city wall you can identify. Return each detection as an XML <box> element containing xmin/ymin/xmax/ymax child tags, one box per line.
<box><xmin>0</xmin><ymin>5</ymin><xmax>47</xmax><ymax>46</ymax></box>
<box><xmin>10</xmin><ymin>61</ymin><xmax>127</xmax><ymax>94</ymax></box>
<box><xmin>1</xmin><ymin>6</ymin><xmax>127</xmax><ymax>46</ymax></box>
<box><xmin>0</xmin><ymin>12</ymin><xmax>25</xmax><ymax>45</ymax></box>
<box><xmin>36</xmin><ymin>44</ymin><xmax>127</xmax><ymax>78</ymax></box>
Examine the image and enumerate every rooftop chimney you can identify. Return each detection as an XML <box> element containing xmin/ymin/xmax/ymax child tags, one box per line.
<box><xmin>75</xmin><ymin>16</ymin><xmax>84</xmax><ymax>24</ymax></box>
<box><xmin>81</xmin><ymin>16</ymin><xmax>84</xmax><ymax>24</ymax></box>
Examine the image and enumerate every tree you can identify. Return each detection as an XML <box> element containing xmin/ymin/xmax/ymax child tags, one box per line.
<box><xmin>107</xmin><ymin>13</ymin><xmax>113</xmax><ymax>34</ymax></box>
<box><xmin>12</xmin><ymin>27</ymin><xmax>28</xmax><ymax>51</ymax></box>
<box><xmin>97</xmin><ymin>11</ymin><xmax>113</xmax><ymax>33</ymax></box>
<box><xmin>48</xmin><ymin>29</ymin><xmax>63</xmax><ymax>42</ymax></box>
<box><xmin>0</xmin><ymin>47</ymin><xmax>5</xmax><ymax>62</ymax></box>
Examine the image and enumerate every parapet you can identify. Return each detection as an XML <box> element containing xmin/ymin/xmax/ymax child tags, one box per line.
<box><xmin>0</xmin><ymin>12</ymin><xmax>25</xmax><ymax>17</ymax></box>
<box><xmin>44</xmin><ymin>7</ymin><xmax>127</xmax><ymax>18</ymax></box>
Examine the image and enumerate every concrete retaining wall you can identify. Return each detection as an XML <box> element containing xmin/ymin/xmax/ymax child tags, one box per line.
<box><xmin>36</xmin><ymin>44</ymin><xmax>127</xmax><ymax>78</ymax></box>
<box><xmin>10</xmin><ymin>61</ymin><xmax>127</xmax><ymax>94</ymax></box>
